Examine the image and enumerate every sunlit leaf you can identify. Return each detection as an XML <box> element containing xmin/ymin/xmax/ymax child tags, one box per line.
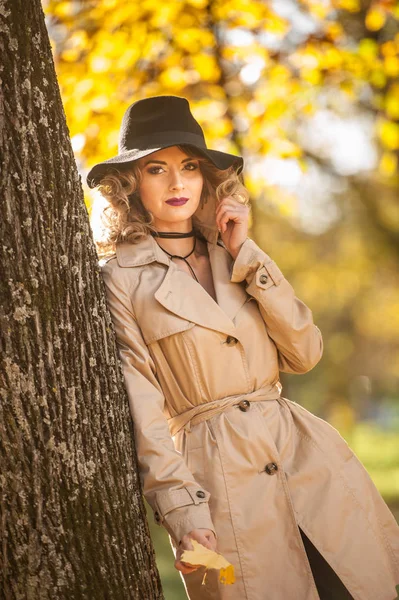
<box><xmin>181</xmin><ymin>540</ymin><xmax>235</xmax><ymax>585</ymax></box>
<box><xmin>378</xmin><ymin>120</ymin><xmax>399</xmax><ymax>150</ymax></box>
<box><xmin>335</xmin><ymin>0</ymin><xmax>361</xmax><ymax>13</ymax></box>
<box><xmin>379</xmin><ymin>152</ymin><xmax>398</xmax><ymax>177</ymax></box>
<box><xmin>385</xmin><ymin>84</ymin><xmax>399</xmax><ymax>119</ymax></box>
<box><xmin>384</xmin><ymin>56</ymin><xmax>399</xmax><ymax>78</ymax></box>
<box><xmin>365</xmin><ymin>7</ymin><xmax>387</xmax><ymax>31</ymax></box>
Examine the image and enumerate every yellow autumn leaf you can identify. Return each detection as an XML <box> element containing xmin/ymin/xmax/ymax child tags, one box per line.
<box><xmin>385</xmin><ymin>84</ymin><xmax>399</xmax><ymax>120</ymax></box>
<box><xmin>365</xmin><ymin>7</ymin><xmax>386</xmax><ymax>31</ymax></box>
<box><xmin>381</xmin><ymin>41</ymin><xmax>397</xmax><ymax>57</ymax></box>
<box><xmin>358</xmin><ymin>38</ymin><xmax>379</xmax><ymax>60</ymax></box>
<box><xmin>379</xmin><ymin>152</ymin><xmax>397</xmax><ymax>176</ymax></box>
<box><xmin>310</xmin><ymin>3</ymin><xmax>331</xmax><ymax>19</ymax></box>
<box><xmin>378</xmin><ymin>120</ymin><xmax>399</xmax><ymax>150</ymax></box>
<box><xmin>191</xmin><ymin>54</ymin><xmax>219</xmax><ymax>81</ymax></box>
<box><xmin>181</xmin><ymin>540</ymin><xmax>236</xmax><ymax>585</ymax></box>
<box><xmin>370</xmin><ymin>69</ymin><xmax>387</xmax><ymax>88</ymax></box>
<box><xmin>385</xmin><ymin>56</ymin><xmax>399</xmax><ymax>78</ymax></box>
<box><xmin>159</xmin><ymin>66</ymin><xmax>187</xmax><ymax>88</ymax></box>
<box><xmin>335</xmin><ymin>0</ymin><xmax>360</xmax><ymax>13</ymax></box>
<box><xmin>325</xmin><ymin>22</ymin><xmax>344</xmax><ymax>41</ymax></box>
<box><xmin>301</xmin><ymin>68</ymin><xmax>322</xmax><ymax>85</ymax></box>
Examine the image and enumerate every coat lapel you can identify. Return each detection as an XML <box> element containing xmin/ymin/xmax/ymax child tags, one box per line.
<box><xmin>116</xmin><ymin>233</ymin><xmax>248</xmax><ymax>339</ymax></box>
<box><xmin>207</xmin><ymin>242</ymin><xmax>248</xmax><ymax>322</ymax></box>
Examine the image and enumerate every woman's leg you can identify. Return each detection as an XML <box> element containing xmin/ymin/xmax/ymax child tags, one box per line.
<box><xmin>299</xmin><ymin>527</ymin><xmax>355</xmax><ymax>600</ymax></box>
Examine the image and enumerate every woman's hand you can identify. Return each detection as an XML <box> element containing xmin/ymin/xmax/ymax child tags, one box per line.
<box><xmin>215</xmin><ymin>195</ymin><xmax>250</xmax><ymax>260</ymax></box>
<box><xmin>174</xmin><ymin>528</ymin><xmax>217</xmax><ymax>575</ymax></box>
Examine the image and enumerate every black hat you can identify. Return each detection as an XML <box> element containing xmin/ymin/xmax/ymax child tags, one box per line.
<box><xmin>86</xmin><ymin>95</ymin><xmax>244</xmax><ymax>188</ymax></box>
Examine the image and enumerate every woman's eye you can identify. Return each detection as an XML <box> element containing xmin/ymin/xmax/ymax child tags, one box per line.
<box><xmin>147</xmin><ymin>162</ymin><xmax>198</xmax><ymax>174</ymax></box>
<box><xmin>148</xmin><ymin>166</ymin><xmax>164</xmax><ymax>174</ymax></box>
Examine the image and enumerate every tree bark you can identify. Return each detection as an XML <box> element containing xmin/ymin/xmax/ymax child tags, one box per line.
<box><xmin>0</xmin><ymin>1</ymin><xmax>163</xmax><ymax>598</ymax></box>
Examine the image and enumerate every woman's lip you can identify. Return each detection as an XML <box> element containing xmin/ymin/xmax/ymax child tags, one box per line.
<box><xmin>165</xmin><ymin>199</ymin><xmax>189</xmax><ymax>205</ymax></box>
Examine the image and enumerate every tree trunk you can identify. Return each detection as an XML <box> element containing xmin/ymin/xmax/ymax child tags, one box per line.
<box><xmin>0</xmin><ymin>1</ymin><xmax>163</xmax><ymax>598</ymax></box>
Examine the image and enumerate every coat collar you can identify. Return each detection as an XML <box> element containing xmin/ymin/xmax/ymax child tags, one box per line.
<box><xmin>115</xmin><ymin>224</ymin><xmax>248</xmax><ymax>338</ymax></box>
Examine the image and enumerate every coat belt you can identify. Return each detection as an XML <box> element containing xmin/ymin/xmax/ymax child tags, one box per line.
<box><xmin>167</xmin><ymin>382</ymin><xmax>282</xmax><ymax>437</ymax></box>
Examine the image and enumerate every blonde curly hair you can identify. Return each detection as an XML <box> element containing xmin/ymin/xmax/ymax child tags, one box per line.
<box><xmin>91</xmin><ymin>144</ymin><xmax>250</xmax><ymax>258</ymax></box>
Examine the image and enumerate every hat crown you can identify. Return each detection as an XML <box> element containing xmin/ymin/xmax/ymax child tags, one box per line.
<box><xmin>86</xmin><ymin>94</ymin><xmax>244</xmax><ymax>189</ymax></box>
<box><xmin>119</xmin><ymin>95</ymin><xmax>206</xmax><ymax>152</ymax></box>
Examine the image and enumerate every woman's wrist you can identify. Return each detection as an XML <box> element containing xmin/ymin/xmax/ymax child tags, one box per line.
<box><xmin>229</xmin><ymin>239</ymin><xmax>247</xmax><ymax>261</ymax></box>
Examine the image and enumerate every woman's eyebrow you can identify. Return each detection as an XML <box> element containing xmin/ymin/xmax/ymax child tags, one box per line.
<box><xmin>143</xmin><ymin>157</ymin><xmax>197</xmax><ymax>166</ymax></box>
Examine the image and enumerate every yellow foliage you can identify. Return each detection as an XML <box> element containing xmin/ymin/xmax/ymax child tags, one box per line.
<box><xmin>269</xmin><ymin>138</ymin><xmax>302</xmax><ymax>158</ymax></box>
<box><xmin>309</xmin><ymin>3</ymin><xmax>331</xmax><ymax>19</ymax></box>
<box><xmin>358</xmin><ymin>38</ymin><xmax>379</xmax><ymax>60</ymax></box>
<box><xmin>51</xmin><ymin>1</ymin><xmax>74</xmax><ymax>17</ymax></box>
<box><xmin>335</xmin><ymin>0</ymin><xmax>360</xmax><ymax>12</ymax></box>
<box><xmin>381</xmin><ymin>41</ymin><xmax>397</xmax><ymax>57</ymax></box>
<box><xmin>175</xmin><ymin>29</ymin><xmax>215</xmax><ymax>53</ymax></box>
<box><xmin>191</xmin><ymin>54</ymin><xmax>220</xmax><ymax>81</ymax></box>
<box><xmin>385</xmin><ymin>84</ymin><xmax>399</xmax><ymax>119</ymax></box>
<box><xmin>45</xmin><ymin>0</ymin><xmax>399</xmax><ymax>184</ymax></box>
<box><xmin>384</xmin><ymin>56</ymin><xmax>399</xmax><ymax>78</ymax></box>
<box><xmin>264</xmin><ymin>14</ymin><xmax>290</xmax><ymax>37</ymax></box>
<box><xmin>159</xmin><ymin>66</ymin><xmax>188</xmax><ymax>89</ymax></box>
<box><xmin>325</xmin><ymin>22</ymin><xmax>345</xmax><ymax>41</ymax></box>
<box><xmin>181</xmin><ymin>540</ymin><xmax>235</xmax><ymax>585</ymax></box>
<box><xmin>302</xmin><ymin>68</ymin><xmax>323</xmax><ymax>85</ymax></box>
<box><xmin>187</xmin><ymin>0</ymin><xmax>209</xmax><ymax>8</ymax></box>
<box><xmin>370</xmin><ymin>69</ymin><xmax>387</xmax><ymax>89</ymax></box>
<box><xmin>144</xmin><ymin>1</ymin><xmax>182</xmax><ymax>28</ymax></box>
<box><xmin>379</xmin><ymin>152</ymin><xmax>398</xmax><ymax>177</ymax></box>
<box><xmin>323</xmin><ymin>47</ymin><xmax>344</xmax><ymax>69</ymax></box>
<box><xmin>365</xmin><ymin>7</ymin><xmax>387</xmax><ymax>31</ymax></box>
<box><xmin>378</xmin><ymin>120</ymin><xmax>399</xmax><ymax>150</ymax></box>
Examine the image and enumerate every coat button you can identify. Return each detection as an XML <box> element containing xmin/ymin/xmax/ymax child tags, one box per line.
<box><xmin>226</xmin><ymin>335</ymin><xmax>238</xmax><ymax>345</ymax></box>
<box><xmin>196</xmin><ymin>490</ymin><xmax>206</xmax><ymax>498</ymax></box>
<box><xmin>265</xmin><ymin>462</ymin><xmax>278</xmax><ymax>475</ymax></box>
<box><xmin>259</xmin><ymin>274</ymin><xmax>268</xmax><ymax>284</ymax></box>
<box><xmin>154</xmin><ymin>511</ymin><xmax>161</xmax><ymax>522</ymax></box>
<box><xmin>238</xmin><ymin>400</ymin><xmax>250</xmax><ymax>412</ymax></box>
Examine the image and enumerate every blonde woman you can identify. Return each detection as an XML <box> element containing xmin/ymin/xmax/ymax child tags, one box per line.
<box><xmin>87</xmin><ymin>95</ymin><xmax>399</xmax><ymax>600</ymax></box>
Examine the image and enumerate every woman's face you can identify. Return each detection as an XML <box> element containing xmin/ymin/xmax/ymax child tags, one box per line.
<box><xmin>136</xmin><ymin>146</ymin><xmax>204</xmax><ymax>230</ymax></box>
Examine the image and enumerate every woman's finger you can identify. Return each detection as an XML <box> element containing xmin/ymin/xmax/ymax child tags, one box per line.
<box><xmin>215</xmin><ymin>201</ymin><xmax>242</xmax><ymax>218</ymax></box>
<box><xmin>174</xmin><ymin>559</ymin><xmax>198</xmax><ymax>574</ymax></box>
<box><xmin>174</xmin><ymin>556</ymin><xmax>203</xmax><ymax>574</ymax></box>
<box><xmin>217</xmin><ymin>208</ymin><xmax>247</xmax><ymax>232</ymax></box>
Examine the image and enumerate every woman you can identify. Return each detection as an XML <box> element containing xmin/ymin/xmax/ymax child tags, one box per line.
<box><xmin>87</xmin><ymin>95</ymin><xmax>399</xmax><ymax>600</ymax></box>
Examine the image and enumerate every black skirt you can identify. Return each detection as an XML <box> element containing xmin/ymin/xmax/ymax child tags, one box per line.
<box><xmin>299</xmin><ymin>527</ymin><xmax>355</xmax><ymax>600</ymax></box>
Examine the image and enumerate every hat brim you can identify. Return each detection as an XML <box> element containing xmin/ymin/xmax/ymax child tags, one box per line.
<box><xmin>86</xmin><ymin>144</ymin><xmax>244</xmax><ymax>188</ymax></box>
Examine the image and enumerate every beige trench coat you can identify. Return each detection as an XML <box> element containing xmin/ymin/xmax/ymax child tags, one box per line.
<box><xmin>100</xmin><ymin>200</ymin><xmax>399</xmax><ymax>600</ymax></box>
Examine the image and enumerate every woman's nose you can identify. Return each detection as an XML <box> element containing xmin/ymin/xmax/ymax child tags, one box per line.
<box><xmin>169</xmin><ymin>170</ymin><xmax>185</xmax><ymax>190</ymax></box>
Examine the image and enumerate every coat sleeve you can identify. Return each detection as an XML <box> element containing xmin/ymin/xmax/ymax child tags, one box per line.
<box><xmin>229</xmin><ymin>237</ymin><xmax>323</xmax><ymax>374</ymax></box>
<box><xmin>101</xmin><ymin>261</ymin><xmax>217</xmax><ymax>546</ymax></box>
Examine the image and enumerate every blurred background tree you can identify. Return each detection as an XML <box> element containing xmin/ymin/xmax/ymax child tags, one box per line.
<box><xmin>43</xmin><ymin>0</ymin><xmax>399</xmax><ymax>597</ymax></box>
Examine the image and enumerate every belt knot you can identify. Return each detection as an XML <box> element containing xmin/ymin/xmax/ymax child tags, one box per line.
<box><xmin>167</xmin><ymin>382</ymin><xmax>282</xmax><ymax>437</ymax></box>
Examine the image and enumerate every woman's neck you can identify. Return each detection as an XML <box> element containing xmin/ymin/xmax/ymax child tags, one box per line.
<box><xmin>154</xmin><ymin>232</ymin><xmax>208</xmax><ymax>260</ymax></box>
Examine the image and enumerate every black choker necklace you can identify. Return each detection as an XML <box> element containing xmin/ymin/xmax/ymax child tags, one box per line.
<box><xmin>150</xmin><ymin>229</ymin><xmax>195</xmax><ymax>238</ymax></box>
<box><xmin>151</xmin><ymin>230</ymin><xmax>199</xmax><ymax>283</ymax></box>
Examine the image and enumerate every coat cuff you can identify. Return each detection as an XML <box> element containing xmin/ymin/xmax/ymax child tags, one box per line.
<box><xmin>153</xmin><ymin>486</ymin><xmax>216</xmax><ymax>545</ymax></box>
<box><xmin>230</xmin><ymin>237</ymin><xmax>284</xmax><ymax>290</ymax></box>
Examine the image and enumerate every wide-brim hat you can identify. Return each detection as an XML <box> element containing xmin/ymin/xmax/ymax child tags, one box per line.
<box><xmin>86</xmin><ymin>95</ymin><xmax>244</xmax><ymax>188</ymax></box>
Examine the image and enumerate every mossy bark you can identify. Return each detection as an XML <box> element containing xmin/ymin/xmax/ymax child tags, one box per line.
<box><xmin>0</xmin><ymin>1</ymin><xmax>163</xmax><ymax>598</ymax></box>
